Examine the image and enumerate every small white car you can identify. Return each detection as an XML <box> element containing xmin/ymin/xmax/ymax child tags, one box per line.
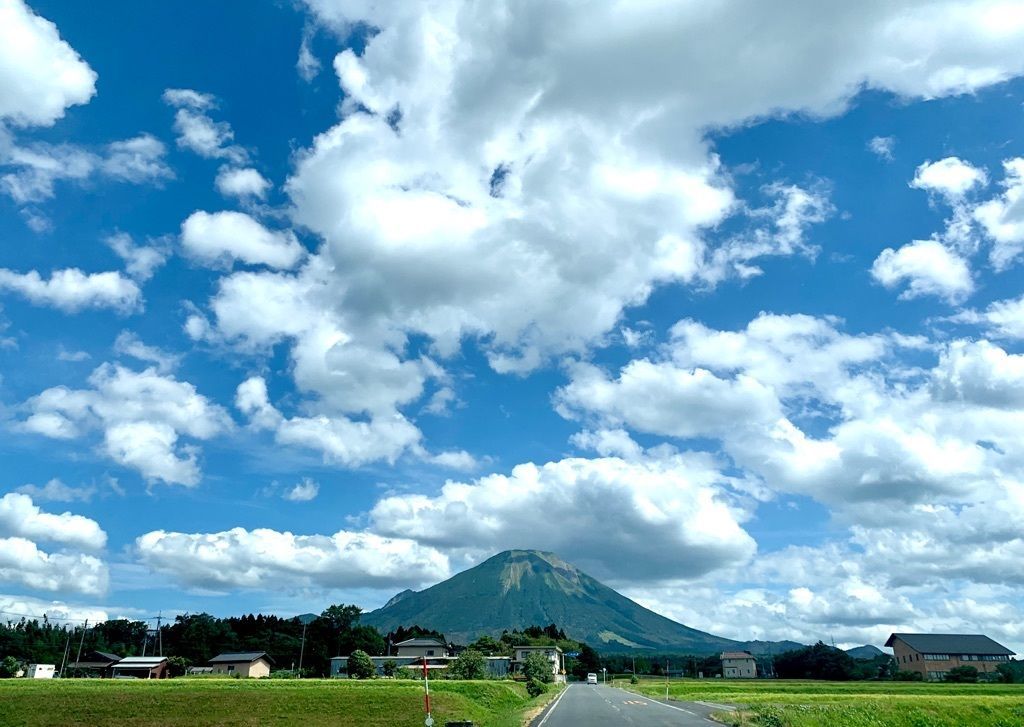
<box><xmin>586</xmin><ymin>672</ymin><xmax>598</xmax><ymax>684</ymax></box>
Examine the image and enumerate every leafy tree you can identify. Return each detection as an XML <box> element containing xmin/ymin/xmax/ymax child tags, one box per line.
<box><xmin>467</xmin><ymin>635</ymin><xmax>506</xmax><ymax>656</ymax></box>
<box><xmin>945</xmin><ymin>665</ymin><xmax>979</xmax><ymax>683</ymax></box>
<box><xmin>347</xmin><ymin>650</ymin><xmax>376</xmax><ymax>679</ymax></box>
<box><xmin>321</xmin><ymin>605</ymin><xmax>362</xmax><ymax>633</ymax></box>
<box><xmin>569</xmin><ymin>644</ymin><xmax>601</xmax><ymax>679</ymax></box>
<box><xmin>449</xmin><ymin>649</ymin><xmax>487</xmax><ymax>679</ymax></box>
<box><xmin>166</xmin><ymin>656</ymin><xmax>191</xmax><ymax>677</ymax></box>
<box><xmin>0</xmin><ymin>656</ymin><xmax>19</xmax><ymax>678</ymax></box>
<box><xmin>382</xmin><ymin>659</ymin><xmax>398</xmax><ymax>677</ymax></box>
<box><xmin>523</xmin><ymin>652</ymin><xmax>553</xmax><ymax>683</ymax></box>
<box><xmin>773</xmin><ymin>642</ymin><xmax>856</xmax><ymax>681</ymax></box>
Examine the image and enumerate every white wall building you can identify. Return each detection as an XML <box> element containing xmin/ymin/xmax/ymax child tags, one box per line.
<box><xmin>25</xmin><ymin>664</ymin><xmax>55</xmax><ymax>679</ymax></box>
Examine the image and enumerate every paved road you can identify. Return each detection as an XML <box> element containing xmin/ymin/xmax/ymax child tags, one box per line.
<box><xmin>532</xmin><ymin>684</ymin><xmax>732</xmax><ymax>726</ymax></box>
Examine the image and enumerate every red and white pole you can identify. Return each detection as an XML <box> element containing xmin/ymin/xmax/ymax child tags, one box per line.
<box><xmin>422</xmin><ymin>659</ymin><xmax>433</xmax><ymax>726</ymax></box>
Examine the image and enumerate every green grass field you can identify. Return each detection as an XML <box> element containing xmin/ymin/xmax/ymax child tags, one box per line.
<box><xmin>620</xmin><ymin>677</ymin><xmax>1024</xmax><ymax>726</ymax></box>
<box><xmin>0</xmin><ymin>678</ymin><xmax>554</xmax><ymax>727</ymax></box>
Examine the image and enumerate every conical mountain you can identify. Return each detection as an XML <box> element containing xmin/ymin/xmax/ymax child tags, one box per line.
<box><xmin>361</xmin><ymin>549</ymin><xmax>741</xmax><ymax>652</ymax></box>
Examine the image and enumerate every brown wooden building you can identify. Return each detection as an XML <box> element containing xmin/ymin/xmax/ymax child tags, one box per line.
<box><xmin>885</xmin><ymin>633</ymin><xmax>1014</xmax><ymax>681</ymax></box>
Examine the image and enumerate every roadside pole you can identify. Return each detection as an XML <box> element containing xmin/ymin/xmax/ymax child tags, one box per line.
<box><xmin>664</xmin><ymin>659</ymin><xmax>669</xmax><ymax>700</ymax></box>
<box><xmin>422</xmin><ymin>660</ymin><xmax>433</xmax><ymax>727</ymax></box>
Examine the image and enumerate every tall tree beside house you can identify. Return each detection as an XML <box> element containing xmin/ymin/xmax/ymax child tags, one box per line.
<box><xmin>448</xmin><ymin>649</ymin><xmax>487</xmax><ymax>679</ymax></box>
<box><xmin>523</xmin><ymin>652</ymin><xmax>554</xmax><ymax>683</ymax></box>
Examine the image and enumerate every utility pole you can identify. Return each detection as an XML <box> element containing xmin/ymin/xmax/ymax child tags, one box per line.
<box><xmin>74</xmin><ymin>620</ymin><xmax>88</xmax><ymax>670</ymax></box>
<box><xmin>665</xmin><ymin>659</ymin><xmax>669</xmax><ymax>700</ymax></box>
<box><xmin>59</xmin><ymin>632</ymin><xmax>71</xmax><ymax>677</ymax></box>
<box><xmin>157</xmin><ymin>612</ymin><xmax>163</xmax><ymax>657</ymax></box>
<box><xmin>297</xmin><ymin>621</ymin><xmax>308</xmax><ymax>677</ymax></box>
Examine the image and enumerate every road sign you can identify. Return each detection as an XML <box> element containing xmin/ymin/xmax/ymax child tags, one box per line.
<box><xmin>565</xmin><ymin>651</ymin><xmax>579</xmax><ymax>657</ymax></box>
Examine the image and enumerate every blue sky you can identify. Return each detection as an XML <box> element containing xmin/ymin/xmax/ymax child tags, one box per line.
<box><xmin>3</xmin><ymin>0</ymin><xmax>1024</xmax><ymax>651</ymax></box>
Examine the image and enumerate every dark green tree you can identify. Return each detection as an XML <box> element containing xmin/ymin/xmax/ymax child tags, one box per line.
<box><xmin>348</xmin><ymin>650</ymin><xmax>376</xmax><ymax>679</ymax></box>
<box><xmin>773</xmin><ymin>642</ymin><xmax>856</xmax><ymax>680</ymax></box>
<box><xmin>382</xmin><ymin>659</ymin><xmax>398</xmax><ymax>677</ymax></box>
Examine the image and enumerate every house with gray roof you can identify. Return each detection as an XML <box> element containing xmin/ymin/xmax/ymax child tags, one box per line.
<box><xmin>68</xmin><ymin>650</ymin><xmax>121</xmax><ymax>678</ymax></box>
<box><xmin>885</xmin><ymin>633</ymin><xmax>1015</xmax><ymax>681</ymax></box>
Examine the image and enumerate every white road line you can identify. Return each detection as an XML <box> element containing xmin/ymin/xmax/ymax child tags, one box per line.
<box><xmin>696</xmin><ymin>701</ymin><xmax>737</xmax><ymax>712</ymax></box>
<box><xmin>636</xmin><ymin>697</ymin><xmax>697</xmax><ymax>716</ymax></box>
<box><xmin>537</xmin><ymin>684</ymin><xmax>571</xmax><ymax>726</ymax></box>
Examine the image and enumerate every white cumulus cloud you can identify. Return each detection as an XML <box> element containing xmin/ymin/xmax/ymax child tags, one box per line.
<box><xmin>0</xmin><ymin>268</ymin><xmax>141</xmax><ymax>313</ymax></box>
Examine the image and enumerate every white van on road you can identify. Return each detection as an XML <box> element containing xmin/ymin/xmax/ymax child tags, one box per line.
<box><xmin>586</xmin><ymin>672</ymin><xmax>598</xmax><ymax>684</ymax></box>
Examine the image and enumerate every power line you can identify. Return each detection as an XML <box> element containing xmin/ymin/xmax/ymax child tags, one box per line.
<box><xmin>0</xmin><ymin>608</ymin><xmax>165</xmax><ymax>623</ymax></box>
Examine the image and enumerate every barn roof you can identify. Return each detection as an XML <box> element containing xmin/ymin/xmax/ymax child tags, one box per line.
<box><xmin>209</xmin><ymin>651</ymin><xmax>274</xmax><ymax>664</ymax></box>
<box><xmin>884</xmin><ymin>633</ymin><xmax>1014</xmax><ymax>655</ymax></box>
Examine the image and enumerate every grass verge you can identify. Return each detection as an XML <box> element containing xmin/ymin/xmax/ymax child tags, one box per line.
<box><xmin>0</xmin><ymin>678</ymin><xmax>550</xmax><ymax>727</ymax></box>
<box><xmin>617</xmin><ymin>678</ymin><xmax>1024</xmax><ymax>727</ymax></box>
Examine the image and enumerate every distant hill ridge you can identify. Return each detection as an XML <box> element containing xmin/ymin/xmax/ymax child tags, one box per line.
<box><xmin>362</xmin><ymin>549</ymin><xmax>800</xmax><ymax>654</ymax></box>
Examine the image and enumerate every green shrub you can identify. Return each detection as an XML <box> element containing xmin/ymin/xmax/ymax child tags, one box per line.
<box><xmin>752</xmin><ymin>705</ymin><xmax>786</xmax><ymax>727</ymax></box>
<box><xmin>894</xmin><ymin>670</ymin><xmax>925</xmax><ymax>681</ymax></box>
<box><xmin>945</xmin><ymin>666</ymin><xmax>979</xmax><ymax>683</ymax></box>
<box><xmin>0</xmin><ymin>656</ymin><xmax>19</xmax><ymax>678</ymax></box>
<box><xmin>526</xmin><ymin>678</ymin><xmax>548</xmax><ymax>698</ymax></box>
<box><xmin>630</xmin><ymin>674</ymin><xmax>639</xmax><ymax>684</ymax></box>
<box><xmin>347</xmin><ymin>650</ymin><xmax>376</xmax><ymax>679</ymax></box>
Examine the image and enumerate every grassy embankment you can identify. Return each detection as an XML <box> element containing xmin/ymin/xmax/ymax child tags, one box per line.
<box><xmin>620</xmin><ymin>677</ymin><xmax>1024</xmax><ymax>726</ymax></box>
<box><xmin>0</xmin><ymin>678</ymin><xmax>559</xmax><ymax>727</ymax></box>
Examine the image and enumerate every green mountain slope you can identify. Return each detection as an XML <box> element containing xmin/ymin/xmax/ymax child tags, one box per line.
<box><xmin>361</xmin><ymin>549</ymin><xmax>742</xmax><ymax>653</ymax></box>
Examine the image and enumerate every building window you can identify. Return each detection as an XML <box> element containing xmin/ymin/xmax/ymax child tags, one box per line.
<box><xmin>227</xmin><ymin>665</ymin><xmax>234</xmax><ymax>672</ymax></box>
<box><xmin>426</xmin><ymin>650</ymin><xmax>434</xmax><ymax>656</ymax></box>
<box><xmin>923</xmin><ymin>654</ymin><xmax>949</xmax><ymax>660</ymax></box>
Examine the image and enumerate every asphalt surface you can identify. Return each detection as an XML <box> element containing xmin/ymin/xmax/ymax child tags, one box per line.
<box><xmin>532</xmin><ymin>684</ymin><xmax>733</xmax><ymax>726</ymax></box>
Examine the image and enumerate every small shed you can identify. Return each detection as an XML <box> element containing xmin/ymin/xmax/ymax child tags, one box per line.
<box><xmin>111</xmin><ymin>656</ymin><xmax>169</xmax><ymax>679</ymax></box>
<box><xmin>208</xmin><ymin>652</ymin><xmax>274</xmax><ymax>678</ymax></box>
<box><xmin>25</xmin><ymin>664</ymin><xmax>55</xmax><ymax>679</ymax></box>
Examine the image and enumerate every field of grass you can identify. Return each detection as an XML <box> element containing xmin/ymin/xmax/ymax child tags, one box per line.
<box><xmin>0</xmin><ymin>678</ymin><xmax>556</xmax><ymax>727</ymax></box>
<box><xmin>619</xmin><ymin>677</ymin><xmax>1024</xmax><ymax>726</ymax></box>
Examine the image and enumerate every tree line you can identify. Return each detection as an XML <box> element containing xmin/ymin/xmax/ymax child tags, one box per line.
<box><xmin>0</xmin><ymin>610</ymin><xmax>602</xmax><ymax>679</ymax></box>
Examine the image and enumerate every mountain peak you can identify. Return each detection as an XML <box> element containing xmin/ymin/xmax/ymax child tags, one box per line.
<box><xmin>362</xmin><ymin>549</ymin><xmax>741</xmax><ymax>652</ymax></box>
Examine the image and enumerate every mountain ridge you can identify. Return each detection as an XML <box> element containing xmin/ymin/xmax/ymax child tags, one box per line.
<box><xmin>362</xmin><ymin>549</ymin><xmax>798</xmax><ymax>654</ymax></box>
